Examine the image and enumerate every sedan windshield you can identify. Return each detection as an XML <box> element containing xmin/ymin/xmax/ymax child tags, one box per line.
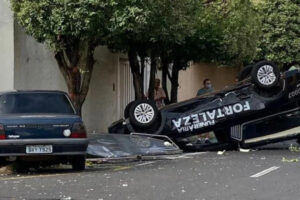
<box><xmin>0</xmin><ymin>93</ymin><xmax>75</xmax><ymax>114</ymax></box>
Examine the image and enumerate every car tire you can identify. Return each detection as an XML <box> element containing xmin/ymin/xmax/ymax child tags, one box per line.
<box><xmin>71</xmin><ymin>155</ymin><xmax>86</xmax><ymax>171</ymax></box>
<box><xmin>15</xmin><ymin>161</ymin><xmax>30</xmax><ymax>173</ymax></box>
<box><xmin>251</xmin><ymin>61</ymin><xmax>280</xmax><ymax>90</ymax></box>
<box><xmin>124</xmin><ymin>101</ymin><xmax>134</xmax><ymax>119</ymax></box>
<box><xmin>129</xmin><ymin>99</ymin><xmax>159</xmax><ymax>129</ymax></box>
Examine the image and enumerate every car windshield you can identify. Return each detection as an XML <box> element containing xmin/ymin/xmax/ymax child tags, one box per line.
<box><xmin>0</xmin><ymin>93</ymin><xmax>75</xmax><ymax>114</ymax></box>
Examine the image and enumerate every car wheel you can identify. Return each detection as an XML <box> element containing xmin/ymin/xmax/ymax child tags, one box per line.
<box><xmin>124</xmin><ymin>101</ymin><xmax>134</xmax><ymax>119</ymax></box>
<box><xmin>15</xmin><ymin>161</ymin><xmax>31</xmax><ymax>173</ymax></box>
<box><xmin>129</xmin><ymin>99</ymin><xmax>159</xmax><ymax>129</ymax></box>
<box><xmin>71</xmin><ymin>155</ymin><xmax>86</xmax><ymax>171</ymax></box>
<box><xmin>251</xmin><ymin>61</ymin><xmax>280</xmax><ymax>90</ymax></box>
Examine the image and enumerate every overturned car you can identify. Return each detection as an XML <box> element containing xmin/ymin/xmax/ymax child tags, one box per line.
<box><xmin>109</xmin><ymin>61</ymin><xmax>300</xmax><ymax>151</ymax></box>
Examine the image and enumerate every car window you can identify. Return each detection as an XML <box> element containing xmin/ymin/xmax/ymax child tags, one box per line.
<box><xmin>0</xmin><ymin>93</ymin><xmax>75</xmax><ymax>114</ymax></box>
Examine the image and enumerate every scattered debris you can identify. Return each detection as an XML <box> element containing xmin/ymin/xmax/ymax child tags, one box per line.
<box><xmin>87</xmin><ymin>134</ymin><xmax>181</xmax><ymax>158</ymax></box>
<box><xmin>217</xmin><ymin>150</ymin><xmax>226</xmax><ymax>155</ymax></box>
<box><xmin>282</xmin><ymin>157</ymin><xmax>299</xmax><ymax>163</ymax></box>
<box><xmin>239</xmin><ymin>148</ymin><xmax>250</xmax><ymax>153</ymax></box>
<box><xmin>85</xmin><ymin>160</ymin><xmax>96</xmax><ymax>167</ymax></box>
<box><xmin>61</xmin><ymin>197</ymin><xmax>72</xmax><ymax>200</ymax></box>
<box><xmin>0</xmin><ymin>164</ymin><xmax>14</xmax><ymax>175</ymax></box>
<box><xmin>288</xmin><ymin>144</ymin><xmax>300</xmax><ymax>152</ymax></box>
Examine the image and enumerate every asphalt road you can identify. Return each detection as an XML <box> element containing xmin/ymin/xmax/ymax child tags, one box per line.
<box><xmin>1</xmin><ymin>142</ymin><xmax>300</xmax><ymax>200</ymax></box>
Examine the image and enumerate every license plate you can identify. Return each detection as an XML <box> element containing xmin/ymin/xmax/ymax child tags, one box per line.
<box><xmin>26</xmin><ymin>145</ymin><xmax>53</xmax><ymax>154</ymax></box>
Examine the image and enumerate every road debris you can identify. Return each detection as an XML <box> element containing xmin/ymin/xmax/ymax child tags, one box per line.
<box><xmin>288</xmin><ymin>144</ymin><xmax>300</xmax><ymax>152</ymax></box>
<box><xmin>61</xmin><ymin>197</ymin><xmax>72</xmax><ymax>200</ymax></box>
<box><xmin>239</xmin><ymin>148</ymin><xmax>250</xmax><ymax>153</ymax></box>
<box><xmin>0</xmin><ymin>164</ymin><xmax>14</xmax><ymax>175</ymax></box>
<box><xmin>87</xmin><ymin>134</ymin><xmax>181</xmax><ymax>159</ymax></box>
<box><xmin>217</xmin><ymin>150</ymin><xmax>226</xmax><ymax>155</ymax></box>
<box><xmin>282</xmin><ymin>157</ymin><xmax>299</xmax><ymax>163</ymax></box>
<box><xmin>85</xmin><ymin>160</ymin><xmax>96</xmax><ymax>167</ymax></box>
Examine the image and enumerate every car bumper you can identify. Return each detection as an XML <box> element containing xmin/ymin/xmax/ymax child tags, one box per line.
<box><xmin>0</xmin><ymin>138</ymin><xmax>88</xmax><ymax>156</ymax></box>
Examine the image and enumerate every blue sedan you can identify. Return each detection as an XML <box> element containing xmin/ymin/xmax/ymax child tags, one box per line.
<box><xmin>0</xmin><ymin>91</ymin><xmax>88</xmax><ymax>171</ymax></box>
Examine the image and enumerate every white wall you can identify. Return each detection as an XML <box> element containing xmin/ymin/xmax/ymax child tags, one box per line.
<box><xmin>14</xmin><ymin>25</ymin><xmax>120</xmax><ymax>133</ymax></box>
<box><xmin>14</xmin><ymin>25</ymin><xmax>67</xmax><ymax>91</ymax></box>
<box><xmin>81</xmin><ymin>47</ymin><xmax>119</xmax><ymax>133</ymax></box>
<box><xmin>178</xmin><ymin>63</ymin><xmax>240</xmax><ymax>101</ymax></box>
<box><xmin>0</xmin><ymin>0</ymin><xmax>14</xmax><ymax>91</ymax></box>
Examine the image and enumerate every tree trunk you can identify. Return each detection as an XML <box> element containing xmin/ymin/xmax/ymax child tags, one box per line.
<box><xmin>128</xmin><ymin>48</ymin><xmax>143</xmax><ymax>99</ymax></box>
<box><xmin>148</xmin><ymin>56</ymin><xmax>157</xmax><ymax>100</ymax></box>
<box><xmin>170</xmin><ymin>61</ymin><xmax>180</xmax><ymax>103</ymax></box>
<box><xmin>140</xmin><ymin>56</ymin><xmax>145</xmax><ymax>96</ymax></box>
<box><xmin>161</xmin><ymin>58</ymin><xmax>170</xmax><ymax>104</ymax></box>
<box><xmin>54</xmin><ymin>41</ymin><xmax>95</xmax><ymax>116</ymax></box>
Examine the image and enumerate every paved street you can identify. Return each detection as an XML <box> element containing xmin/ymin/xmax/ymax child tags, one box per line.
<box><xmin>1</xmin><ymin>142</ymin><xmax>300</xmax><ymax>200</ymax></box>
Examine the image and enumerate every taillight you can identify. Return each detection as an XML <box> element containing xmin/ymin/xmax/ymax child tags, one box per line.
<box><xmin>71</xmin><ymin>122</ymin><xmax>87</xmax><ymax>138</ymax></box>
<box><xmin>0</xmin><ymin>124</ymin><xmax>5</xmax><ymax>140</ymax></box>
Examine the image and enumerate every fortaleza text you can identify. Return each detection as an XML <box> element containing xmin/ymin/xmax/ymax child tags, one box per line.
<box><xmin>172</xmin><ymin>101</ymin><xmax>250</xmax><ymax>133</ymax></box>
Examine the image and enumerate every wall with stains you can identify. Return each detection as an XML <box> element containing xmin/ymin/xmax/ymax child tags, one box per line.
<box><xmin>178</xmin><ymin>63</ymin><xmax>240</xmax><ymax>101</ymax></box>
<box><xmin>0</xmin><ymin>0</ymin><xmax>14</xmax><ymax>91</ymax></box>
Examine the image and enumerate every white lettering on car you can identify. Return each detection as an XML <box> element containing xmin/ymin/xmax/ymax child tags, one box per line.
<box><xmin>199</xmin><ymin>112</ymin><xmax>207</xmax><ymax>121</ymax></box>
<box><xmin>183</xmin><ymin>116</ymin><xmax>191</xmax><ymax>126</ymax></box>
<box><xmin>289</xmin><ymin>88</ymin><xmax>300</xmax><ymax>99</ymax></box>
<box><xmin>233</xmin><ymin>104</ymin><xmax>243</xmax><ymax>113</ymax></box>
<box><xmin>206</xmin><ymin>110</ymin><xmax>216</xmax><ymax>120</ymax></box>
<box><xmin>224</xmin><ymin>106</ymin><xmax>233</xmax><ymax>115</ymax></box>
<box><xmin>191</xmin><ymin>114</ymin><xmax>200</xmax><ymax>124</ymax></box>
<box><xmin>172</xmin><ymin>118</ymin><xmax>181</xmax><ymax>128</ymax></box>
<box><xmin>216</xmin><ymin>108</ymin><xmax>225</xmax><ymax>118</ymax></box>
<box><xmin>171</xmin><ymin>101</ymin><xmax>251</xmax><ymax>133</ymax></box>
<box><xmin>244</xmin><ymin>101</ymin><xmax>251</xmax><ymax>111</ymax></box>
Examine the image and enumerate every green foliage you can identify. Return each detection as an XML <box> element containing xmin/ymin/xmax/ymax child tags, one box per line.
<box><xmin>256</xmin><ymin>0</ymin><xmax>300</xmax><ymax>68</ymax></box>
<box><xmin>105</xmin><ymin>0</ymin><xmax>150</xmax><ymax>51</ymax></box>
<box><xmin>11</xmin><ymin>0</ymin><xmax>110</xmax><ymax>51</ymax></box>
<box><xmin>11</xmin><ymin>0</ymin><xmax>261</xmax><ymax>65</ymax></box>
<box><xmin>106</xmin><ymin>0</ymin><xmax>198</xmax><ymax>54</ymax></box>
<box><xmin>221</xmin><ymin>0</ymin><xmax>262</xmax><ymax>65</ymax></box>
<box><xmin>189</xmin><ymin>0</ymin><xmax>261</xmax><ymax>65</ymax></box>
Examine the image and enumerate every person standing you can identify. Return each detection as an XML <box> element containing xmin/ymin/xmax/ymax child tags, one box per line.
<box><xmin>196</xmin><ymin>78</ymin><xmax>214</xmax><ymax>143</ymax></box>
<box><xmin>196</xmin><ymin>78</ymin><xmax>213</xmax><ymax>96</ymax></box>
<box><xmin>153</xmin><ymin>78</ymin><xmax>167</xmax><ymax>108</ymax></box>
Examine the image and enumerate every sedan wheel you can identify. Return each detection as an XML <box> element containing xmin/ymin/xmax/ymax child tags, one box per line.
<box><xmin>134</xmin><ymin>103</ymin><xmax>155</xmax><ymax>124</ymax></box>
<box><xmin>251</xmin><ymin>61</ymin><xmax>280</xmax><ymax>90</ymax></box>
<box><xmin>71</xmin><ymin>155</ymin><xmax>86</xmax><ymax>171</ymax></box>
<box><xmin>257</xmin><ymin>64</ymin><xmax>277</xmax><ymax>86</ymax></box>
<box><xmin>129</xmin><ymin>100</ymin><xmax>159</xmax><ymax>129</ymax></box>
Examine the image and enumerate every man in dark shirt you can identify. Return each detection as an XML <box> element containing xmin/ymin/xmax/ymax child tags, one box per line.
<box><xmin>197</xmin><ymin>78</ymin><xmax>213</xmax><ymax>96</ymax></box>
<box><xmin>196</xmin><ymin>78</ymin><xmax>214</xmax><ymax>143</ymax></box>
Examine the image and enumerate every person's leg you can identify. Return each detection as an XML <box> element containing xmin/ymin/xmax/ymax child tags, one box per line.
<box><xmin>204</xmin><ymin>132</ymin><xmax>211</xmax><ymax>143</ymax></box>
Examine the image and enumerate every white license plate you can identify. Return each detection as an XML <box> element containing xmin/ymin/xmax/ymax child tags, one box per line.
<box><xmin>26</xmin><ymin>145</ymin><xmax>53</xmax><ymax>154</ymax></box>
